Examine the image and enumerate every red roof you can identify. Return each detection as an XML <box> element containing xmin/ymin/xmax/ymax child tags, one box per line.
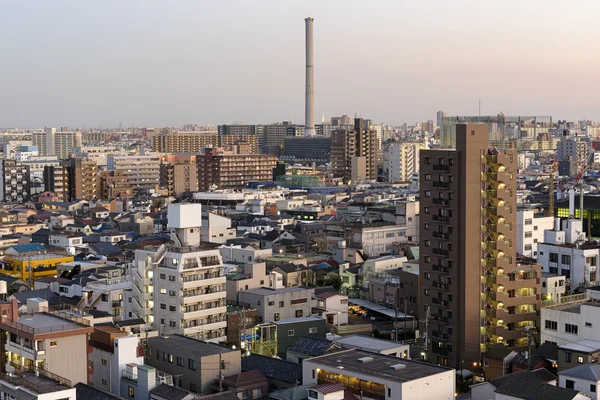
<box><xmin>315</xmin><ymin>291</ymin><xmax>342</xmax><ymax>300</ymax></box>
<box><xmin>313</xmin><ymin>383</ymin><xmax>346</xmax><ymax>394</ymax></box>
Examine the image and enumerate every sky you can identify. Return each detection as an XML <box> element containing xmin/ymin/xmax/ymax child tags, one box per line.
<box><xmin>1</xmin><ymin>0</ymin><xmax>600</xmax><ymax>128</ymax></box>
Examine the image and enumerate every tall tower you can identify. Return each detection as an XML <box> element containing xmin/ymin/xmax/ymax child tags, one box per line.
<box><xmin>304</xmin><ymin>17</ymin><xmax>316</xmax><ymax>137</ymax></box>
<box><xmin>418</xmin><ymin>124</ymin><xmax>541</xmax><ymax>374</ymax></box>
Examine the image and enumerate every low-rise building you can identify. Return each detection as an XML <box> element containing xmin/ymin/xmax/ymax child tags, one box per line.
<box><xmin>145</xmin><ymin>334</ymin><xmax>241</xmax><ymax>395</ymax></box>
<box><xmin>541</xmin><ymin>294</ymin><xmax>600</xmax><ymax>346</ymax></box>
<box><xmin>516</xmin><ymin>208</ymin><xmax>554</xmax><ymax>258</ymax></box>
<box><xmin>302</xmin><ymin>349</ymin><xmax>455</xmax><ymax>400</ymax></box>
<box><xmin>237</xmin><ymin>286</ymin><xmax>317</xmax><ymax>323</ymax></box>
<box><xmin>314</xmin><ymin>291</ymin><xmax>348</xmax><ymax>326</ymax></box>
<box><xmin>559</xmin><ymin>364</ymin><xmax>600</xmax><ymax>400</ymax></box>
<box><xmin>558</xmin><ymin>340</ymin><xmax>600</xmax><ymax>372</ymax></box>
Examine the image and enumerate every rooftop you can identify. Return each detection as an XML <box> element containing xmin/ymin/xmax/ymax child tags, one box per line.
<box><xmin>333</xmin><ymin>335</ymin><xmax>408</xmax><ymax>353</ymax></box>
<box><xmin>559</xmin><ymin>363</ymin><xmax>600</xmax><ymax>381</ymax></box>
<box><xmin>147</xmin><ymin>334</ymin><xmax>237</xmax><ymax>358</ymax></box>
<box><xmin>1</xmin><ymin>370</ymin><xmax>71</xmax><ymax>395</ymax></box>
<box><xmin>558</xmin><ymin>339</ymin><xmax>600</xmax><ymax>353</ymax></box>
<box><xmin>305</xmin><ymin>349</ymin><xmax>452</xmax><ymax>383</ymax></box>
<box><xmin>0</xmin><ymin>311</ymin><xmax>91</xmax><ymax>335</ymax></box>
<box><xmin>242</xmin><ymin>286</ymin><xmax>314</xmax><ymax>296</ymax></box>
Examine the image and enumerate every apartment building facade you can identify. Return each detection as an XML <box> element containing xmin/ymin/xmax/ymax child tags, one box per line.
<box><xmin>237</xmin><ymin>286</ymin><xmax>317</xmax><ymax>323</ymax></box>
<box><xmin>152</xmin><ymin>132</ymin><xmax>219</xmax><ymax>153</ymax></box>
<box><xmin>0</xmin><ymin>160</ymin><xmax>31</xmax><ymax>202</ymax></box>
<box><xmin>419</xmin><ymin>123</ymin><xmax>541</xmax><ymax>370</ymax></box>
<box><xmin>385</xmin><ymin>141</ymin><xmax>423</xmax><ymax>183</ymax></box>
<box><xmin>107</xmin><ymin>155</ymin><xmax>160</xmax><ymax>192</ymax></box>
<box><xmin>197</xmin><ymin>148</ymin><xmax>277</xmax><ymax>190</ymax></box>
<box><xmin>516</xmin><ymin>208</ymin><xmax>554</xmax><ymax>258</ymax></box>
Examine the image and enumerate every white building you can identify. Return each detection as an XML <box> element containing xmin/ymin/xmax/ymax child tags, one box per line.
<box><xmin>541</xmin><ymin>294</ymin><xmax>600</xmax><ymax>346</ymax></box>
<box><xmin>362</xmin><ymin>255</ymin><xmax>409</xmax><ymax>285</ymax></box>
<box><xmin>89</xmin><ymin>331</ymin><xmax>144</xmax><ymax>396</ymax></box>
<box><xmin>49</xmin><ymin>234</ymin><xmax>85</xmax><ymax>255</ymax></box>
<box><xmin>559</xmin><ymin>364</ymin><xmax>600</xmax><ymax>400</ymax></box>
<box><xmin>385</xmin><ymin>142</ymin><xmax>422</xmax><ymax>183</ymax></box>
<box><xmin>219</xmin><ymin>244</ymin><xmax>272</xmax><ymax>264</ymax></box>
<box><xmin>314</xmin><ymin>292</ymin><xmax>348</xmax><ymax>326</ymax></box>
<box><xmin>237</xmin><ymin>286</ymin><xmax>316</xmax><ymax>323</ymax></box>
<box><xmin>201</xmin><ymin>212</ymin><xmax>236</xmax><ymax>244</ymax></box>
<box><xmin>542</xmin><ymin>272</ymin><xmax>567</xmax><ymax>303</ymax></box>
<box><xmin>32</xmin><ymin>128</ymin><xmax>82</xmax><ymax>159</ymax></box>
<box><xmin>303</xmin><ymin>349</ymin><xmax>455</xmax><ymax>400</ymax></box>
<box><xmin>516</xmin><ymin>209</ymin><xmax>554</xmax><ymax>258</ymax></box>
<box><xmin>3</xmin><ymin>140</ymin><xmax>33</xmax><ymax>160</ymax></box>
<box><xmin>538</xmin><ymin>220</ymin><xmax>599</xmax><ymax>290</ymax></box>
<box><xmin>73</xmin><ymin>145</ymin><xmax>120</xmax><ymax>166</ymax></box>
<box><xmin>129</xmin><ymin>203</ymin><xmax>227</xmax><ymax>342</ymax></box>
<box><xmin>556</xmin><ymin>133</ymin><xmax>588</xmax><ymax>167</ymax></box>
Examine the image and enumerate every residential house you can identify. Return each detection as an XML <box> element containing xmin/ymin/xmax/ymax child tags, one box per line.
<box><xmin>559</xmin><ymin>364</ymin><xmax>600</xmax><ymax>400</ymax></box>
<box><xmin>313</xmin><ymin>291</ymin><xmax>348</xmax><ymax>326</ymax></box>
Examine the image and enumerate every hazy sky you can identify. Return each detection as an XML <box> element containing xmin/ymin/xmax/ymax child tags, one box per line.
<box><xmin>2</xmin><ymin>0</ymin><xmax>600</xmax><ymax>128</ymax></box>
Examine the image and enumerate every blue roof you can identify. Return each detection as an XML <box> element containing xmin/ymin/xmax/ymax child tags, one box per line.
<box><xmin>9</xmin><ymin>243</ymin><xmax>46</xmax><ymax>254</ymax></box>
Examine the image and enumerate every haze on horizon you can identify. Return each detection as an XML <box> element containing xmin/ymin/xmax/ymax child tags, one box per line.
<box><xmin>1</xmin><ymin>0</ymin><xmax>599</xmax><ymax>128</ymax></box>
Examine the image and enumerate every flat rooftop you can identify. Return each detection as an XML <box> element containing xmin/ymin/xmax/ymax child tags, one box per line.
<box><xmin>0</xmin><ymin>312</ymin><xmax>92</xmax><ymax>335</ymax></box>
<box><xmin>333</xmin><ymin>335</ymin><xmax>408</xmax><ymax>352</ymax></box>
<box><xmin>1</xmin><ymin>371</ymin><xmax>70</xmax><ymax>395</ymax></box>
<box><xmin>147</xmin><ymin>334</ymin><xmax>237</xmax><ymax>358</ymax></box>
<box><xmin>558</xmin><ymin>340</ymin><xmax>600</xmax><ymax>353</ymax></box>
<box><xmin>242</xmin><ymin>286</ymin><xmax>314</xmax><ymax>296</ymax></box>
<box><xmin>305</xmin><ymin>349</ymin><xmax>451</xmax><ymax>383</ymax></box>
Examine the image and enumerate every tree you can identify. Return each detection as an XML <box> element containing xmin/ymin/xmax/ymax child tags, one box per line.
<box><xmin>325</xmin><ymin>276</ymin><xmax>342</xmax><ymax>291</ymax></box>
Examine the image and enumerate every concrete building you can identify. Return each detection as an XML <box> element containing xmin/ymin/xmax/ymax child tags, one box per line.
<box><xmin>33</xmin><ymin>129</ymin><xmax>81</xmax><ymax>159</ymax></box>
<box><xmin>556</xmin><ymin>132</ymin><xmax>588</xmax><ymax>168</ymax></box>
<box><xmin>303</xmin><ymin>349</ymin><xmax>455</xmax><ymax>400</ymax></box>
<box><xmin>0</xmin><ymin>371</ymin><xmax>76</xmax><ymax>400</ymax></box>
<box><xmin>331</xmin><ymin>123</ymin><xmax>377</xmax><ymax>182</ymax></box>
<box><xmin>129</xmin><ymin>203</ymin><xmax>227</xmax><ymax>342</ymax></box>
<box><xmin>0</xmin><ymin>160</ymin><xmax>31</xmax><ymax>202</ymax></box>
<box><xmin>145</xmin><ymin>334</ymin><xmax>241</xmax><ymax>394</ymax></box>
<box><xmin>237</xmin><ymin>286</ymin><xmax>316</xmax><ymax>323</ymax></box>
<box><xmin>325</xmin><ymin>222</ymin><xmax>407</xmax><ymax>258</ymax></box>
<box><xmin>88</xmin><ymin>326</ymin><xmax>144</xmax><ymax>396</ymax></box>
<box><xmin>225</xmin><ymin>262</ymin><xmax>283</xmax><ymax>303</ymax></box>
<box><xmin>537</xmin><ymin>219</ymin><xmax>599</xmax><ymax>290</ymax></box>
<box><xmin>106</xmin><ymin>155</ymin><xmax>160</xmax><ymax>193</ymax></box>
<box><xmin>43</xmin><ymin>164</ymin><xmax>69</xmax><ymax>201</ymax></box>
<box><xmin>368</xmin><ymin>267</ymin><xmax>420</xmax><ymax>320</ymax></box>
<box><xmin>202</xmin><ymin>212</ymin><xmax>237</xmax><ymax>244</ymax></box>
<box><xmin>542</xmin><ymin>272</ymin><xmax>567</xmax><ymax>303</ymax></box>
<box><xmin>152</xmin><ymin>131</ymin><xmax>219</xmax><ymax>153</ymax></box>
<box><xmin>197</xmin><ymin>148</ymin><xmax>277</xmax><ymax>190</ymax></box>
<box><xmin>0</xmin><ymin>300</ymin><xmax>94</xmax><ymax>385</ymax></box>
<box><xmin>333</xmin><ymin>335</ymin><xmax>410</xmax><ymax>358</ymax></box>
<box><xmin>419</xmin><ymin>123</ymin><xmax>542</xmax><ymax>371</ymax></box>
<box><xmin>314</xmin><ymin>291</ymin><xmax>348</xmax><ymax>326</ymax></box>
<box><xmin>516</xmin><ymin>208</ymin><xmax>554</xmax><ymax>258</ymax></box>
<box><xmin>541</xmin><ymin>295</ymin><xmax>600</xmax><ymax>346</ymax></box>
<box><xmin>385</xmin><ymin>142</ymin><xmax>424</xmax><ymax>183</ymax></box>
<box><xmin>160</xmin><ymin>161</ymin><xmax>198</xmax><ymax>197</ymax></box>
<box><xmin>304</xmin><ymin>17</ymin><xmax>315</xmax><ymax>137</ymax></box>
<box><xmin>282</xmin><ymin>136</ymin><xmax>331</xmax><ymax>164</ymax></box>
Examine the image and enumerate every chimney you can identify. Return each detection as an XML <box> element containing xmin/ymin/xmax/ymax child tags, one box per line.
<box><xmin>304</xmin><ymin>17</ymin><xmax>316</xmax><ymax>137</ymax></box>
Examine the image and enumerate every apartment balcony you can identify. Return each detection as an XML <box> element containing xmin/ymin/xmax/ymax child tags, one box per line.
<box><xmin>183</xmin><ymin>320</ymin><xmax>227</xmax><ymax>335</ymax></box>
<box><xmin>431</xmin><ymin>297</ymin><xmax>449</xmax><ymax>307</ymax></box>
<box><xmin>432</xmin><ymin>198</ymin><xmax>449</xmax><ymax>206</ymax></box>
<box><xmin>432</xmin><ymin>165</ymin><xmax>450</xmax><ymax>172</ymax></box>
<box><xmin>432</xmin><ymin>248</ymin><xmax>449</xmax><ymax>257</ymax></box>
<box><xmin>430</xmin><ymin>314</ymin><xmax>450</xmax><ymax>325</ymax></box>
<box><xmin>432</xmin><ymin>181</ymin><xmax>450</xmax><ymax>189</ymax></box>
<box><xmin>432</xmin><ymin>215</ymin><xmax>450</xmax><ymax>224</ymax></box>
<box><xmin>182</xmin><ymin>306</ymin><xmax>227</xmax><ymax>320</ymax></box>
<box><xmin>432</xmin><ymin>281</ymin><xmax>450</xmax><ymax>291</ymax></box>
<box><xmin>5</xmin><ymin>341</ymin><xmax>45</xmax><ymax>360</ymax></box>
<box><xmin>182</xmin><ymin>276</ymin><xmax>224</xmax><ymax>289</ymax></box>
<box><xmin>181</xmin><ymin>290</ymin><xmax>225</xmax><ymax>305</ymax></box>
<box><xmin>432</xmin><ymin>331</ymin><xmax>449</xmax><ymax>341</ymax></box>
<box><xmin>432</xmin><ymin>264</ymin><xmax>449</xmax><ymax>273</ymax></box>
<box><xmin>432</xmin><ymin>231</ymin><xmax>450</xmax><ymax>240</ymax></box>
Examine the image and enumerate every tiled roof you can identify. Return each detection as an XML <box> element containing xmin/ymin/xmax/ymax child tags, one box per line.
<box><xmin>222</xmin><ymin>370</ymin><xmax>267</xmax><ymax>388</ymax></box>
<box><xmin>494</xmin><ymin>376</ymin><xmax>582</xmax><ymax>400</ymax></box>
<box><xmin>560</xmin><ymin>363</ymin><xmax>600</xmax><ymax>382</ymax></box>
<box><xmin>287</xmin><ymin>336</ymin><xmax>338</xmax><ymax>357</ymax></box>
<box><xmin>241</xmin><ymin>354</ymin><xmax>302</xmax><ymax>384</ymax></box>
<box><xmin>74</xmin><ymin>383</ymin><xmax>123</xmax><ymax>400</ymax></box>
<box><xmin>9</xmin><ymin>243</ymin><xmax>46</xmax><ymax>254</ymax></box>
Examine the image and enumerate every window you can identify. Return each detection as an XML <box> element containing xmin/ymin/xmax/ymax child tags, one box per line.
<box><xmin>424</xmin><ymin>207</ymin><xmax>429</xmax><ymax>214</ymax></box>
<box><xmin>274</xmin><ymin>313</ymin><xmax>280</xmax><ymax>321</ymax></box>
<box><xmin>288</xmin><ymin>329</ymin><xmax>295</xmax><ymax>336</ymax></box>
<box><xmin>388</xmin><ymin>388</ymin><xmax>391</xmax><ymax>397</ymax></box>
<box><xmin>565</xmin><ymin>379</ymin><xmax>574</xmax><ymax>389</ymax></box>
<box><xmin>309</xmin><ymin>327</ymin><xmax>317</xmax><ymax>334</ymax></box>
<box><xmin>177</xmin><ymin>357</ymin><xmax>184</xmax><ymax>367</ymax></box>
<box><xmin>169</xmin><ymin>275</ymin><xmax>176</xmax><ymax>281</ymax></box>
<box><xmin>169</xmin><ymin>306</ymin><xmax>176</xmax><ymax>312</ymax></box>
<box><xmin>102</xmin><ymin>379</ymin><xmax>108</xmax><ymax>385</ymax></box>
<box><xmin>160</xmin><ymin>273</ymin><xmax>166</xmax><ymax>279</ymax></box>
<box><xmin>424</xmin><ymin>157</ymin><xmax>431</xmax><ymax>165</ymax></box>
<box><xmin>128</xmin><ymin>386</ymin><xmax>135</xmax><ymax>397</ymax></box>
<box><xmin>586</xmin><ymin>322</ymin><xmax>593</xmax><ymax>327</ymax></box>
<box><xmin>188</xmin><ymin>359</ymin><xmax>196</xmax><ymax>370</ymax></box>
<box><xmin>424</xmin><ymin>174</ymin><xmax>431</xmax><ymax>181</ymax></box>
<box><xmin>524</xmin><ymin>231</ymin><xmax>532</xmax><ymax>238</ymax></box>
<box><xmin>534</xmin><ymin>226</ymin><xmax>538</xmax><ymax>231</ymax></box>
<box><xmin>279</xmin><ymin>301</ymin><xmax>285</xmax><ymax>307</ymax></box>
<box><xmin>425</xmin><ymin>190</ymin><xmax>431</xmax><ymax>198</ymax></box>
<box><xmin>549</xmin><ymin>253</ymin><xmax>558</xmax><ymax>263</ymax></box>
<box><xmin>565</xmin><ymin>352</ymin><xmax>572</xmax><ymax>363</ymax></box>
<box><xmin>160</xmin><ymin>304</ymin><xmax>166</xmax><ymax>310</ymax></box>
<box><xmin>524</xmin><ymin>218</ymin><xmax>532</xmax><ymax>225</ymax></box>
<box><xmin>169</xmin><ymin>290</ymin><xmax>176</xmax><ymax>296</ymax></box>
<box><xmin>50</xmin><ymin>341</ymin><xmax>58</xmax><ymax>347</ymax></box>
<box><xmin>591</xmin><ymin>384</ymin><xmax>596</xmax><ymax>393</ymax></box>
<box><xmin>295</xmin><ymin>310</ymin><xmax>304</xmax><ymax>318</ymax></box>
<box><xmin>449</xmin><ymin>158</ymin><xmax>454</xmax><ymax>166</ymax></box>
<box><xmin>424</xmin><ymin>272</ymin><xmax>431</xmax><ymax>280</ymax></box>
<box><xmin>101</xmin><ymin>294</ymin><xmax>108</xmax><ymax>302</ymax></box>
<box><xmin>424</xmin><ymin>288</ymin><xmax>430</xmax><ymax>296</ymax></box>
<box><xmin>424</xmin><ymin>223</ymin><xmax>430</xmax><ymax>231</ymax></box>
<box><xmin>565</xmin><ymin>323</ymin><xmax>578</xmax><ymax>335</ymax></box>
<box><xmin>424</xmin><ymin>255</ymin><xmax>431</xmax><ymax>263</ymax></box>
<box><xmin>268</xmin><ymin>301</ymin><xmax>275</xmax><ymax>306</ymax></box>
<box><xmin>101</xmin><ymin>359</ymin><xmax>107</xmax><ymax>365</ymax></box>
<box><xmin>545</xmin><ymin>320</ymin><xmax>557</xmax><ymax>330</ymax></box>
<box><xmin>160</xmin><ymin>288</ymin><xmax>167</xmax><ymax>294</ymax></box>
<box><xmin>524</xmin><ymin>244</ymin><xmax>532</xmax><ymax>251</ymax></box>
<box><xmin>561</xmin><ymin>255</ymin><xmax>571</xmax><ymax>265</ymax></box>
<box><xmin>424</xmin><ymin>240</ymin><xmax>430</xmax><ymax>247</ymax></box>
<box><xmin>578</xmin><ymin>356</ymin><xmax>584</xmax><ymax>363</ymax></box>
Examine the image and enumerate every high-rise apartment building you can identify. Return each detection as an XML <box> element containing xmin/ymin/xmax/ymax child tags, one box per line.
<box><xmin>419</xmin><ymin>124</ymin><xmax>541</xmax><ymax>371</ymax></box>
<box><xmin>159</xmin><ymin>154</ymin><xmax>199</xmax><ymax>197</ymax></box>
<box><xmin>43</xmin><ymin>165</ymin><xmax>69</xmax><ymax>201</ymax></box>
<box><xmin>152</xmin><ymin>132</ymin><xmax>219</xmax><ymax>153</ymax></box>
<box><xmin>130</xmin><ymin>203</ymin><xmax>227</xmax><ymax>342</ymax></box>
<box><xmin>555</xmin><ymin>131</ymin><xmax>588</xmax><ymax>170</ymax></box>
<box><xmin>0</xmin><ymin>160</ymin><xmax>31</xmax><ymax>202</ymax></box>
<box><xmin>197</xmin><ymin>148</ymin><xmax>276</xmax><ymax>190</ymax></box>
<box><xmin>100</xmin><ymin>170</ymin><xmax>135</xmax><ymax>199</ymax></box>
<box><xmin>59</xmin><ymin>158</ymin><xmax>100</xmax><ymax>201</ymax></box>
<box><xmin>106</xmin><ymin>155</ymin><xmax>160</xmax><ymax>193</ymax></box>
<box><xmin>218</xmin><ymin>124</ymin><xmax>265</xmax><ymax>153</ymax></box>
<box><xmin>330</xmin><ymin>119</ymin><xmax>377</xmax><ymax>182</ymax></box>
<box><xmin>385</xmin><ymin>142</ymin><xmax>424</xmax><ymax>183</ymax></box>
<box><xmin>33</xmin><ymin>128</ymin><xmax>82</xmax><ymax>159</ymax></box>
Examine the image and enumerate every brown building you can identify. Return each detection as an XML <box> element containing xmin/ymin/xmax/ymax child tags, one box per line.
<box><xmin>418</xmin><ymin>124</ymin><xmax>541</xmax><ymax>371</ymax></box>
<box><xmin>43</xmin><ymin>165</ymin><xmax>69</xmax><ymax>201</ymax></box>
<box><xmin>330</xmin><ymin>118</ymin><xmax>377</xmax><ymax>182</ymax></box>
<box><xmin>368</xmin><ymin>268</ymin><xmax>420</xmax><ymax>320</ymax></box>
<box><xmin>159</xmin><ymin>154</ymin><xmax>199</xmax><ymax>197</ymax></box>
<box><xmin>59</xmin><ymin>158</ymin><xmax>100</xmax><ymax>201</ymax></box>
<box><xmin>152</xmin><ymin>132</ymin><xmax>219</xmax><ymax>153</ymax></box>
<box><xmin>197</xmin><ymin>148</ymin><xmax>277</xmax><ymax>190</ymax></box>
<box><xmin>100</xmin><ymin>170</ymin><xmax>134</xmax><ymax>199</ymax></box>
<box><xmin>226</xmin><ymin>307</ymin><xmax>259</xmax><ymax>349</ymax></box>
<box><xmin>219</xmin><ymin>133</ymin><xmax>259</xmax><ymax>154</ymax></box>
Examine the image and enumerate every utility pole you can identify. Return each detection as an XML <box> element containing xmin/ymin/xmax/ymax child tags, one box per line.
<box><xmin>404</xmin><ymin>297</ymin><xmax>408</xmax><ymax>334</ymax></box>
<box><xmin>219</xmin><ymin>352</ymin><xmax>223</xmax><ymax>392</ymax></box>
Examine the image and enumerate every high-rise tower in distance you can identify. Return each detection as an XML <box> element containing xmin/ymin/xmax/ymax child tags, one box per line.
<box><xmin>304</xmin><ymin>17</ymin><xmax>316</xmax><ymax>137</ymax></box>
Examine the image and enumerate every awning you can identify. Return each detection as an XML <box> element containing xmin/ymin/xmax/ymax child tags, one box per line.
<box><xmin>348</xmin><ymin>298</ymin><xmax>415</xmax><ymax>319</ymax></box>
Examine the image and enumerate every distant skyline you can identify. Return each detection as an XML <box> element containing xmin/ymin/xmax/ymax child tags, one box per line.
<box><xmin>2</xmin><ymin>0</ymin><xmax>600</xmax><ymax>128</ymax></box>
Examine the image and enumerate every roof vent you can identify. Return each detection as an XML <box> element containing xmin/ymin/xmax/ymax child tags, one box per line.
<box><xmin>390</xmin><ymin>363</ymin><xmax>407</xmax><ymax>370</ymax></box>
<box><xmin>337</xmin><ymin>366</ymin><xmax>344</xmax><ymax>370</ymax></box>
<box><xmin>358</xmin><ymin>356</ymin><xmax>374</xmax><ymax>363</ymax></box>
